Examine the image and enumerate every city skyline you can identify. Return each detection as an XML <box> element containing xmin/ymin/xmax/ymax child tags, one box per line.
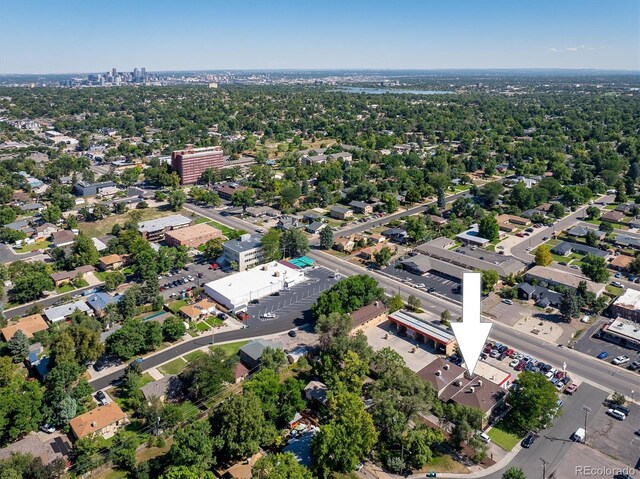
<box><xmin>0</xmin><ymin>0</ymin><xmax>638</xmax><ymax>74</ymax></box>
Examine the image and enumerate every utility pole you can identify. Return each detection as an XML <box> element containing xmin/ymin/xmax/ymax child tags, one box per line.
<box><xmin>582</xmin><ymin>405</ymin><xmax>591</xmax><ymax>441</ymax></box>
<box><xmin>540</xmin><ymin>458</ymin><xmax>548</xmax><ymax>479</ymax></box>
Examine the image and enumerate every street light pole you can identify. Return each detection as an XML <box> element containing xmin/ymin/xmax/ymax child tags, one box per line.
<box><xmin>582</xmin><ymin>405</ymin><xmax>591</xmax><ymax>441</ymax></box>
<box><xmin>540</xmin><ymin>458</ymin><xmax>548</xmax><ymax>479</ymax></box>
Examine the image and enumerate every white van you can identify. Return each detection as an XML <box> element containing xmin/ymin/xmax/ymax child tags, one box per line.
<box><xmin>572</xmin><ymin>427</ymin><xmax>585</xmax><ymax>442</ymax></box>
<box><xmin>607</xmin><ymin>408</ymin><xmax>626</xmax><ymax>421</ymax></box>
<box><xmin>477</xmin><ymin>432</ymin><xmax>491</xmax><ymax>443</ymax></box>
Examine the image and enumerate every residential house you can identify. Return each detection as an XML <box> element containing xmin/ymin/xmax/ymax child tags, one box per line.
<box><xmin>601</xmin><ymin>210</ymin><xmax>625</xmax><ymax>223</ymax></box>
<box><xmin>0</xmin><ymin>432</ymin><xmax>71</xmax><ymax>467</ymax></box>
<box><xmin>98</xmin><ymin>254</ymin><xmax>127</xmax><ymax>271</ymax></box>
<box><xmin>33</xmin><ymin>223</ymin><xmax>58</xmax><ymax>240</ymax></box>
<box><xmin>333</xmin><ymin>236</ymin><xmax>355</xmax><ymax>253</ymax></box>
<box><xmin>140</xmin><ymin>375</ymin><xmax>183</xmax><ymax>403</ymax></box>
<box><xmin>610</xmin><ymin>254</ymin><xmax>634</xmax><ymax>272</ymax></box>
<box><xmin>178</xmin><ymin>298</ymin><xmax>217</xmax><ymax>321</ymax></box>
<box><xmin>216</xmin><ymin>183</ymin><xmax>247</xmax><ymax>201</ymax></box>
<box><xmin>568</xmin><ymin>226</ymin><xmax>606</xmax><ymax>240</ymax></box>
<box><xmin>69</xmin><ymin>402</ymin><xmax>127</xmax><ymax>440</ymax></box>
<box><xmin>305</xmin><ymin>221</ymin><xmax>327</xmax><ymax>234</ymax></box>
<box><xmin>19</xmin><ymin>203</ymin><xmax>44</xmax><ymax>214</ymax></box>
<box><xmin>232</xmin><ymin>362</ymin><xmax>250</xmax><ymax>384</ymax></box>
<box><xmin>304</xmin><ymin>380</ymin><xmax>328</xmax><ymax>405</ymax></box>
<box><xmin>216</xmin><ymin>452</ymin><xmax>263</xmax><ymax>479</ymax></box>
<box><xmin>525</xmin><ymin>265</ymin><xmax>606</xmax><ymax>297</ymax></box>
<box><xmin>551</xmin><ymin>241</ymin><xmax>609</xmax><ymax>259</ymax></box>
<box><xmin>86</xmin><ymin>292</ymin><xmax>121</xmax><ymax>317</ymax></box>
<box><xmin>359</xmin><ymin>242</ymin><xmax>396</xmax><ymax>261</ymax></box>
<box><xmin>43</xmin><ymin>300</ymin><xmax>92</xmax><ymax>323</ymax></box>
<box><xmin>455</xmin><ymin>224</ymin><xmax>492</xmax><ymax>247</ymax></box>
<box><xmin>428</xmin><ymin>215</ymin><xmax>447</xmax><ymax>227</ymax></box>
<box><xmin>276</xmin><ymin>216</ymin><xmax>301</xmax><ymax>232</ymax></box>
<box><xmin>329</xmin><ymin>205</ymin><xmax>353</xmax><ymax>220</ymax></box>
<box><xmin>138</xmin><ymin>214</ymin><xmax>192</xmax><ymax>242</ymax></box>
<box><xmin>302</xmin><ymin>211</ymin><xmax>322</xmax><ymax>223</ymax></box>
<box><xmin>496</xmin><ymin>214</ymin><xmax>531</xmax><ymax>226</ymax></box>
<box><xmin>1</xmin><ymin>313</ymin><xmax>48</xmax><ymax>341</ymax></box>
<box><xmin>51</xmin><ymin>230</ymin><xmax>76</xmax><ymax>248</ymax></box>
<box><xmin>516</xmin><ymin>283</ymin><xmax>562</xmax><ymax>308</ymax></box>
<box><xmin>239</xmin><ymin>338</ymin><xmax>284</xmax><ymax>369</ymax></box>
<box><xmin>369</xmin><ymin>233</ymin><xmax>387</xmax><ymax>244</ymax></box>
<box><xmin>5</xmin><ymin>218</ymin><xmax>31</xmax><ymax>233</ymax></box>
<box><xmin>382</xmin><ymin>228</ymin><xmax>409</xmax><ymax>243</ymax></box>
<box><xmin>349</xmin><ymin>200</ymin><xmax>373</xmax><ymax>215</ymax></box>
<box><xmin>50</xmin><ymin>265</ymin><xmax>94</xmax><ymax>287</ymax></box>
<box><xmin>614</xmin><ymin>234</ymin><xmax>640</xmax><ymax>250</ymax></box>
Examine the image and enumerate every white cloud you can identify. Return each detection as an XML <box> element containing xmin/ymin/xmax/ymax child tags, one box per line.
<box><xmin>548</xmin><ymin>45</ymin><xmax>598</xmax><ymax>53</ymax></box>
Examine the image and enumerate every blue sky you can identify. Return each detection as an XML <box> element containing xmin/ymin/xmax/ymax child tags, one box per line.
<box><xmin>0</xmin><ymin>0</ymin><xmax>638</xmax><ymax>73</ymax></box>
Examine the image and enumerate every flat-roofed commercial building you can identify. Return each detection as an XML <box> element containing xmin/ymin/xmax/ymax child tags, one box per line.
<box><xmin>171</xmin><ymin>146</ymin><xmax>224</xmax><ymax>184</ymax></box>
<box><xmin>165</xmin><ymin>223</ymin><xmax>222</xmax><ymax>248</ymax></box>
<box><xmin>600</xmin><ymin>317</ymin><xmax>640</xmax><ymax>352</ymax></box>
<box><xmin>611</xmin><ymin>288</ymin><xmax>640</xmax><ymax>322</ymax></box>
<box><xmin>204</xmin><ymin>261</ymin><xmax>305</xmax><ymax>312</ymax></box>
<box><xmin>222</xmin><ymin>233</ymin><xmax>264</xmax><ymax>271</ymax></box>
<box><xmin>138</xmin><ymin>214</ymin><xmax>192</xmax><ymax>241</ymax></box>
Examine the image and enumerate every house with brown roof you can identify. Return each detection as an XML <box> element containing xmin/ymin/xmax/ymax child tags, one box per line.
<box><xmin>164</xmin><ymin>223</ymin><xmax>222</xmax><ymax>249</ymax></box>
<box><xmin>496</xmin><ymin>214</ymin><xmax>530</xmax><ymax>226</ymax></box>
<box><xmin>33</xmin><ymin>223</ymin><xmax>58</xmax><ymax>240</ymax></box>
<box><xmin>0</xmin><ymin>432</ymin><xmax>72</xmax><ymax>467</ymax></box>
<box><xmin>217</xmin><ymin>451</ymin><xmax>263</xmax><ymax>479</ymax></box>
<box><xmin>429</xmin><ymin>215</ymin><xmax>448</xmax><ymax>227</ymax></box>
<box><xmin>349</xmin><ymin>301</ymin><xmax>389</xmax><ymax>333</ymax></box>
<box><xmin>50</xmin><ymin>265</ymin><xmax>95</xmax><ymax>287</ymax></box>
<box><xmin>334</xmin><ymin>236</ymin><xmax>355</xmax><ymax>253</ymax></box>
<box><xmin>178</xmin><ymin>298</ymin><xmax>217</xmax><ymax>321</ymax></box>
<box><xmin>602</xmin><ymin>210</ymin><xmax>625</xmax><ymax>223</ymax></box>
<box><xmin>359</xmin><ymin>242</ymin><xmax>396</xmax><ymax>261</ymax></box>
<box><xmin>443</xmin><ymin>376</ymin><xmax>506</xmax><ymax>423</ymax></box>
<box><xmin>416</xmin><ymin>358</ymin><xmax>466</xmax><ymax>396</ymax></box>
<box><xmin>610</xmin><ymin>254</ymin><xmax>634</xmax><ymax>272</ymax></box>
<box><xmin>1</xmin><ymin>313</ymin><xmax>48</xmax><ymax>341</ymax></box>
<box><xmin>98</xmin><ymin>254</ymin><xmax>127</xmax><ymax>271</ymax></box>
<box><xmin>232</xmin><ymin>362</ymin><xmax>250</xmax><ymax>384</ymax></box>
<box><xmin>69</xmin><ymin>402</ymin><xmax>126</xmax><ymax>440</ymax></box>
<box><xmin>329</xmin><ymin>205</ymin><xmax>353</xmax><ymax>220</ymax></box>
<box><xmin>369</xmin><ymin>233</ymin><xmax>387</xmax><ymax>244</ymax></box>
<box><xmin>51</xmin><ymin>229</ymin><xmax>76</xmax><ymax>247</ymax></box>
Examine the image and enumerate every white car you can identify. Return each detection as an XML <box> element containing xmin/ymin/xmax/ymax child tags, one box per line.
<box><xmin>502</xmin><ymin>299</ymin><xmax>513</xmax><ymax>305</ymax></box>
<box><xmin>612</xmin><ymin>355</ymin><xmax>630</xmax><ymax>365</ymax></box>
<box><xmin>509</xmin><ymin>359</ymin><xmax>520</xmax><ymax>368</ymax></box>
<box><xmin>611</xmin><ymin>281</ymin><xmax>624</xmax><ymax>288</ymax></box>
<box><xmin>414</xmin><ymin>283</ymin><xmax>426</xmax><ymax>288</ymax></box>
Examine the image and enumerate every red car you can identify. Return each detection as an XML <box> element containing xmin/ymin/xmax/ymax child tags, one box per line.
<box><xmin>483</xmin><ymin>343</ymin><xmax>493</xmax><ymax>354</ymax></box>
<box><xmin>209</xmin><ymin>263</ymin><xmax>219</xmax><ymax>270</ymax></box>
<box><xmin>505</xmin><ymin>349</ymin><xmax>515</xmax><ymax>357</ymax></box>
<box><xmin>565</xmin><ymin>383</ymin><xmax>578</xmax><ymax>395</ymax></box>
<box><xmin>514</xmin><ymin>360</ymin><xmax>527</xmax><ymax>371</ymax></box>
<box><xmin>237</xmin><ymin>311</ymin><xmax>250</xmax><ymax>321</ymax></box>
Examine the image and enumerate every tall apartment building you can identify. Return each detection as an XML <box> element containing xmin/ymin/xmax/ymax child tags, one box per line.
<box><xmin>222</xmin><ymin>234</ymin><xmax>265</xmax><ymax>271</ymax></box>
<box><xmin>171</xmin><ymin>146</ymin><xmax>224</xmax><ymax>184</ymax></box>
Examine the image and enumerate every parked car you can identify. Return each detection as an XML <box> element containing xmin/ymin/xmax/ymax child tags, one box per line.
<box><xmin>596</xmin><ymin>351</ymin><xmax>609</xmax><ymax>360</ymax></box>
<box><xmin>502</xmin><ymin>299</ymin><xmax>513</xmax><ymax>305</ymax></box>
<box><xmin>95</xmin><ymin>390</ymin><xmax>108</xmax><ymax>406</ymax></box>
<box><xmin>521</xmin><ymin>434</ymin><xmax>536</xmax><ymax>448</ymax></box>
<box><xmin>611</xmin><ymin>281</ymin><xmax>624</xmax><ymax>288</ymax></box>
<box><xmin>613</xmin><ymin>404</ymin><xmax>631</xmax><ymax>416</ymax></box>
<box><xmin>237</xmin><ymin>311</ymin><xmax>250</xmax><ymax>321</ymax></box>
<box><xmin>39</xmin><ymin>424</ymin><xmax>56</xmax><ymax>434</ymax></box>
<box><xmin>209</xmin><ymin>263</ymin><xmax>219</xmax><ymax>270</ymax></box>
<box><xmin>607</xmin><ymin>409</ymin><xmax>626</xmax><ymax>420</ymax></box>
<box><xmin>288</xmin><ymin>330</ymin><xmax>297</xmax><ymax>338</ymax></box>
<box><xmin>509</xmin><ymin>359</ymin><xmax>520</xmax><ymax>368</ymax></box>
<box><xmin>612</xmin><ymin>355</ymin><xmax>630</xmax><ymax>365</ymax></box>
<box><xmin>565</xmin><ymin>383</ymin><xmax>578</xmax><ymax>395</ymax></box>
<box><xmin>628</xmin><ymin>360</ymin><xmax>640</xmax><ymax>371</ymax></box>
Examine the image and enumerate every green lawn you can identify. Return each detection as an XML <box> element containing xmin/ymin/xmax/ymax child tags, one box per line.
<box><xmin>184</xmin><ymin>350</ymin><xmax>206</xmax><ymax>362</ymax></box>
<box><xmin>55</xmin><ymin>283</ymin><xmax>75</xmax><ymax>294</ymax></box>
<box><xmin>206</xmin><ymin>220</ymin><xmax>236</xmax><ymax>237</ymax></box>
<box><xmin>606</xmin><ymin>285</ymin><xmax>623</xmax><ymax>296</ymax></box>
<box><xmin>205</xmin><ymin>316</ymin><xmax>224</xmax><ymax>328</ymax></box>
<box><xmin>168</xmin><ymin>299</ymin><xmax>187</xmax><ymax>313</ymax></box>
<box><xmin>193</xmin><ymin>217</ymin><xmax>209</xmax><ymax>224</ymax></box>
<box><xmin>195</xmin><ymin>321</ymin><xmax>210</xmax><ymax>332</ymax></box>
<box><xmin>210</xmin><ymin>340</ymin><xmax>250</xmax><ymax>357</ymax></box>
<box><xmin>140</xmin><ymin>372</ymin><xmax>155</xmax><ymax>387</ymax></box>
<box><xmin>487</xmin><ymin>425</ymin><xmax>521</xmax><ymax>451</ymax></box>
<box><xmin>14</xmin><ymin>240</ymin><xmax>51</xmax><ymax>253</ymax></box>
<box><xmin>158</xmin><ymin>358</ymin><xmax>188</xmax><ymax>376</ymax></box>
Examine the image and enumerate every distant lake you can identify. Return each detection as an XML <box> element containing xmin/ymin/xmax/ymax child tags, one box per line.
<box><xmin>335</xmin><ymin>87</ymin><xmax>454</xmax><ymax>95</ymax></box>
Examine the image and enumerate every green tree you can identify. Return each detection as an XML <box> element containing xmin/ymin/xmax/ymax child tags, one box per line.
<box><xmin>507</xmin><ymin>371</ymin><xmax>559</xmax><ymax>434</ymax></box>
<box><xmin>374</xmin><ymin>246</ymin><xmax>393</xmax><ymax>267</ymax></box>
<box><xmin>312</xmin><ymin>275</ymin><xmax>384</xmax><ymax>318</ymax></box>
<box><xmin>7</xmin><ymin>330</ymin><xmax>29</xmax><ymax>363</ymax></box>
<box><xmin>581</xmin><ymin>254</ymin><xmax>609</xmax><ymax>283</ymax></box>
<box><xmin>408</xmin><ymin>294</ymin><xmax>421</xmax><ymax>311</ymax></box>
<box><xmin>179</xmin><ymin>349</ymin><xmax>235</xmax><ymax>402</ymax></box>
<box><xmin>585</xmin><ymin>206</ymin><xmax>600</xmax><ymax>220</ymax></box>
<box><xmin>104</xmin><ymin>270</ymin><xmax>126</xmax><ymax>291</ymax></box>
<box><xmin>109</xmin><ymin>429</ymin><xmax>140</xmax><ymax>472</ymax></box>
<box><xmin>281</xmin><ymin>229</ymin><xmax>309</xmax><ymax>258</ymax></box>
<box><xmin>599</xmin><ymin>221</ymin><xmax>614</xmax><ymax>233</ymax></box>
<box><xmin>0</xmin><ymin>207</ymin><xmax>17</xmax><ymax>226</ymax></box>
<box><xmin>559</xmin><ymin>289</ymin><xmax>581</xmax><ymax>322</ymax></box>
<box><xmin>202</xmin><ymin>237</ymin><xmax>224</xmax><ymax>260</ymax></box>
<box><xmin>161</xmin><ymin>466</ymin><xmax>214</xmax><ymax>479</ymax></box>
<box><xmin>260</xmin><ymin>347</ymin><xmax>288</xmax><ymax>372</ymax></box>
<box><xmin>12</xmin><ymin>271</ymin><xmax>54</xmax><ymax>303</ymax></box>
<box><xmin>319</xmin><ymin>225</ymin><xmax>333</xmax><ymax>250</ymax></box>
<box><xmin>440</xmin><ymin>309</ymin><xmax>452</xmax><ymax>326</ymax></box>
<box><xmin>386</xmin><ymin>293</ymin><xmax>404</xmax><ymax>312</ymax></box>
<box><xmin>480</xmin><ymin>269</ymin><xmax>500</xmax><ymax>294</ymax></box>
<box><xmin>312</xmin><ymin>391</ymin><xmax>378</xmax><ymax>477</ymax></box>
<box><xmin>231</xmin><ymin>188</ymin><xmax>255</xmax><ymax>212</ymax></box>
<box><xmin>41</xmin><ymin>205</ymin><xmax>62</xmax><ymax>224</ymax></box>
<box><xmin>209</xmin><ymin>392</ymin><xmax>277</xmax><ymax>463</ymax></box>
<box><xmin>585</xmin><ymin>230</ymin><xmax>599</xmax><ymax>247</ymax></box>
<box><xmin>169</xmin><ymin>421</ymin><xmax>214</xmax><ymax>471</ymax></box>
<box><xmin>69</xmin><ymin>232</ymin><xmax>100</xmax><ymax>267</ymax></box>
<box><xmin>254</xmin><ymin>452</ymin><xmax>313</xmax><ymax>479</ymax></box>
<box><xmin>162</xmin><ymin>315</ymin><xmax>186</xmax><ymax>341</ymax></box>
<box><xmin>169</xmin><ymin>188</ymin><xmax>187</xmax><ymax>211</ymax></box>
<box><xmin>260</xmin><ymin>228</ymin><xmax>282</xmax><ymax>261</ymax></box>
<box><xmin>71</xmin><ymin>436</ymin><xmax>103</xmax><ymax>476</ymax></box>
<box><xmin>534</xmin><ymin>245</ymin><xmax>553</xmax><ymax>266</ymax></box>
<box><xmin>502</xmin><ymin>467</ymin><xmax>527</xmax><ymax>479</ymax></box>
<box><xmin>478</xmin><ymin>215</ymin><xmax>499</xmax><ymax>241</ymax></box>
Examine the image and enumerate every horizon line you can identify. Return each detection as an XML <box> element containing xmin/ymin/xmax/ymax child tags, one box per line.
<box><xmin>1</xmin><ymin>67</ymin><xmax>639</xmax><ymax>76</ymax></box>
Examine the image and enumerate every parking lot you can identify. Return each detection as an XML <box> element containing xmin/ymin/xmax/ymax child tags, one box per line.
<box><xmin>574</xmin><ymin>318</ymin><xmax>640</xmax><ymax>372</ymax></box>
<box><xmin>159</xmin><ymin>256</ymin><xmax>228</xmax><ymax>299</ymax></box>
<box><xmin>245</xmin><ymin>267</ymin><xmax>337</xmax><ymax>329</ymax></box>
<box><xmin>587</xmin><ymin>401</ymin><xmax>640</xmax><ymax>468</ymax></box>
<box><xmin>383</xmin><ymin>262</ymin><xmax>462</xmax><ymax>303</ymax></box>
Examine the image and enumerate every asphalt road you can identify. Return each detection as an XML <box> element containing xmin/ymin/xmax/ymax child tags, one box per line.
<box><xmin>3</xmin><ymin>283</ymin><xmax>100</xmax><ymax>319</ymax></box>
<box><xmin>483</xmin><ymin>383</ymin><xmax>609</xmax><ymax>479</ymax></box>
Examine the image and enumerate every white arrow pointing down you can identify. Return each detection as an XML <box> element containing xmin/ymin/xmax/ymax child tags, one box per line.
<box><xmin>451</xmin><ymin>272</ymin><xmax>493</xmax><ymax>376</ymax></box>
